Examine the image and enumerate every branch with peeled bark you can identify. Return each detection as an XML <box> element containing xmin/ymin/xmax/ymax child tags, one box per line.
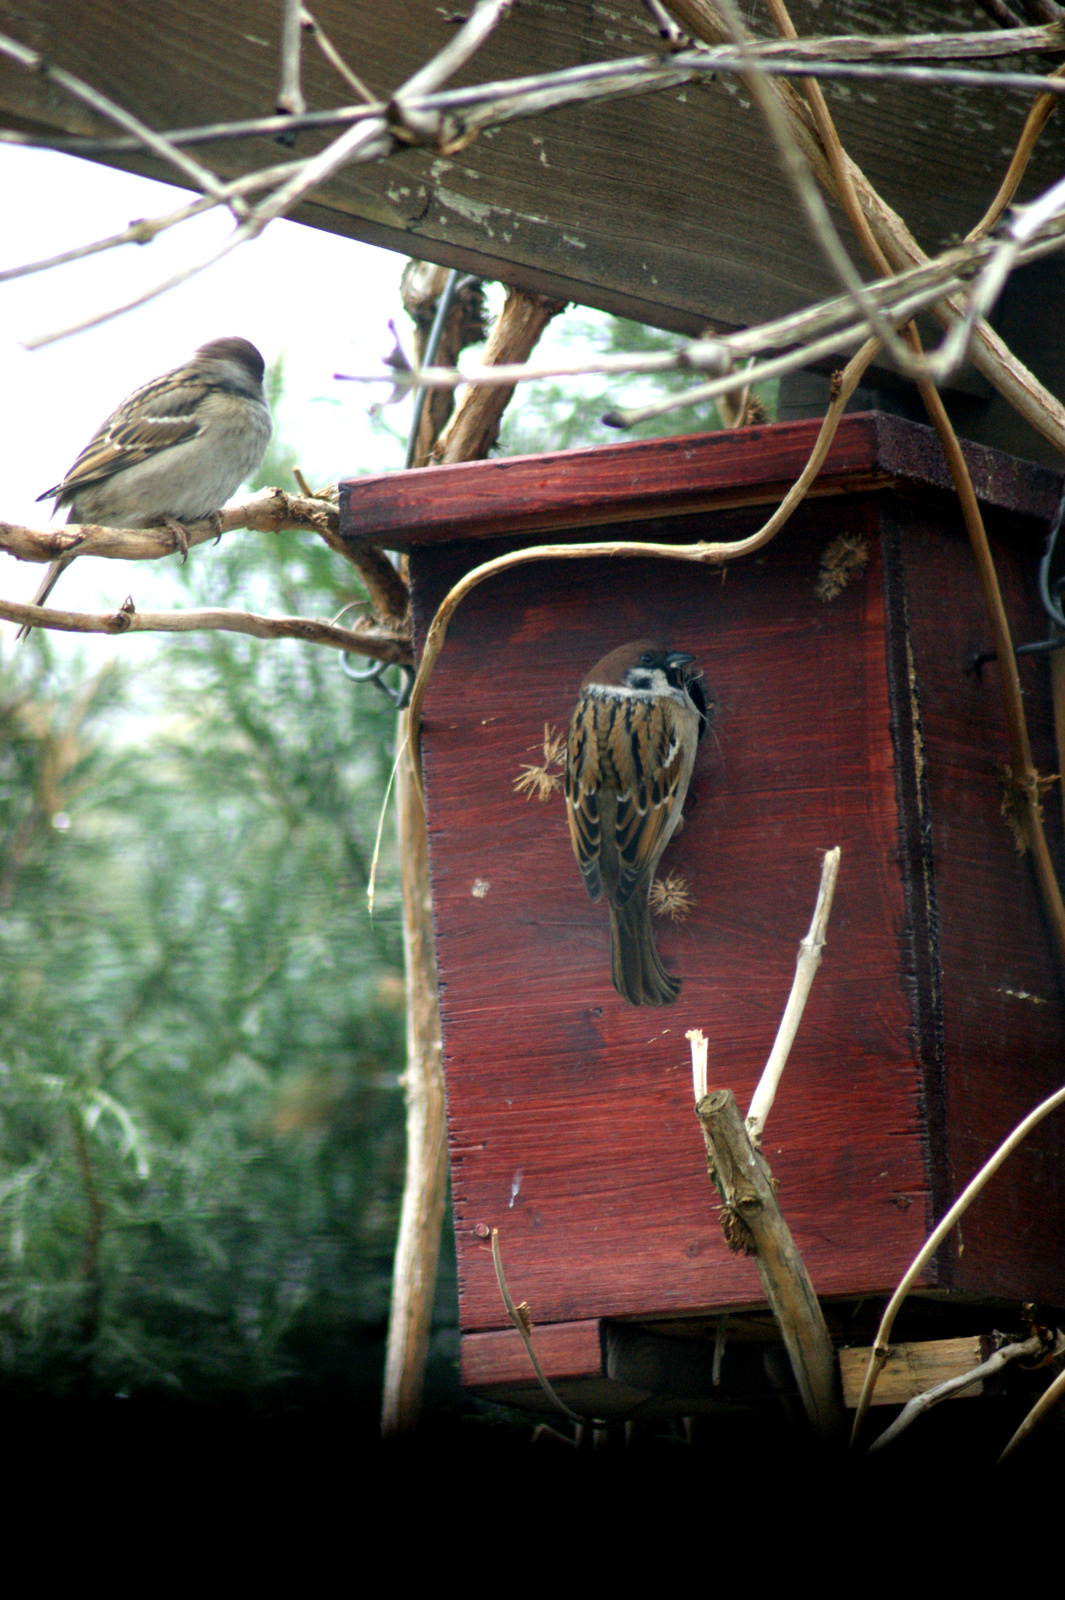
<box><xmin>0</xmin><ymin>594</ymin><xmax>412</xmax><ymax>662</ymax></box>
<box><xmin>0</xmin><ymin>485</ymin><xmax>410</xmax><ymax>629</ymax></box>
<box><xmin>663</xmin><ymin>0</ymin><xmax>1065</xmax><ymax>455</ymax></box>
<box><xmin>433</xmin><ymin>287</ymin><xmax>568</xmax><ymax>463</ymax></box>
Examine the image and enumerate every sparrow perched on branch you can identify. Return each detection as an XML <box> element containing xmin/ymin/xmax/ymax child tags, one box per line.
<box><xmin>19</xmin><ymin>336</ymin><xmax>272</xmax><ymax>639</ymax></box>
<box><xmin>565</xmin><ymin>639</ymin><xmax>711</xmax><ymax>1007</ymax></box>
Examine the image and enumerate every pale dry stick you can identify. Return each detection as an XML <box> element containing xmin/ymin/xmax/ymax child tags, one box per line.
<box><xmin>602</xmin><ymin>301</ymin><xmax>890</xmax><ymax>426</ymax></box>
<box><xmin>396</xmin><ymin>0</ymin><xmax>516</xmax><ymax>102</ymax></box>
<box><xmin>664</xmin><ymin>0</ymin><xmax>1065</xmax><ymax>452</ymax></box>
<box><xmin>0</xmin><ymin>31</ymin><xmax>238</xmax><ymax>210</ymax></box>
<box><xmin>0</xmin><ymin>103</ymin><xmax>385</xmax><ymax>154</ymax></box>
<box><xmin>300</xmin><ymin>6</ymin><xmax>377</xmax><ymax>103</ymax></box>
<box><xmin>746</xmin><ymin>847</ymin><xmax>841</xmax><ymax>1146</ymax></box>
<box><xmin>689</xmin><ymin>1026</ymin><xmax>709</xmax><ymax>1103</ymax></box>
<box><xmin>999</xmin><ymin>1356</ymin><xmax>1065</xmax><ymax>1461</ymax></box>
<box><xmin>709</xmin><ymin>0</ymin><xmax>921</xmax><ymax>379</ymax></box>
<box><xmin>345</xmin><ymin>225</ymin><xmax>1065</xmax><ymax>421</ymax></box>
<box><xmin>769</xmin><ymin>0</ymin><xmax>1065</xmax><ymax>974</ymax></box>
<box><xmin>850</xmin><ymin>1082</ymin><xmax>1065</xmax><ymax>1447</ymax></box>
<box><xmin>777</xmin><ymin>0</ymin><xmax>1064</xmax><ymax>383</ymax></box>
<box><xmin>868</xmin><ymin>1334</ymin><xmax>1046</xmax><ymax>1454</ymax></box>
<box><xmin>602</xmin><ymin>225</ymin><xmax>1065</xmax><ymax>427</ymax></box>
<box><xmin>951</xmin><ymin>170</ymin><xmax>1065</xmax><ymax>370</ymax></box>
<box><xmin>406</xmin><ymin>331</ymin><xmax>881</xmax><ymax>795</ymax></box>
<box><xmin>277</xmin><ymin>0</ymin><xmax>307</xmax><ymax>118</ymax></box>
<box><xmin>643</xmin><ymin>0</ymin><xmax>690</xmax><ymax>46</ymax></box>
<box><xmin>14</xmin><ymin>23</ymin><xmax>1065</xmax><ymax>349</ymax></box>
<box><xmin>0</xmin><ymin>597</ymin><xmax>412</xmax><ymax>660</ymax></box>
<box><xmin>24</xmin><ymin>0</ymin><xmax>515</xmax><ymax>349</ymax></box>
<box><xmin>757</xmin><ymin>0</ymin><xmax>1065</xmax><ymax>399</ymax></box>
<box><xmin>10</xmin><ymin>40</ymin><xmax>1065</xmax><ymax>168</ymax></box>
<box><xmin>0</xmin><ymin>161</ymin><xmax>306</xmax><ymax>286</ymax></box>
<box><xmin>965</xmin><ymin>62</ymin><xmax>1065</xmax><ymax>242</ymax></box>
<box><xmin>489</xmin><ymin>1230</ymin><xmax>585</xmax><ymax>1425</ymax></box>
<box><xmin>382</xmin><ymin>278</ymin><xmax>563</xmax><ymax>1436</ymax></box>
<box><xmin>380</xmin><ymin>745</ymin><xmax>448</xmax><ymax>1434</ymax></box>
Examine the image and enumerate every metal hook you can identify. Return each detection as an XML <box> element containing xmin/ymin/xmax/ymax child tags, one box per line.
<box><xmin>340</xmin><ymin>653</ymin><xmax>414</xmax><ymax>708</ymax></box>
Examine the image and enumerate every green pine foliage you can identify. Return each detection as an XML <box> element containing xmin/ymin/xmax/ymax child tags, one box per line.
<box><xmin>0</xmin><ymin>441</ymin><xmax>410</xmax><ymax>1402</ymax></box>
<box><xmin>498</xmin><ymin>312</ymin><xmax>776</xmax><ymax>457</ymax></box>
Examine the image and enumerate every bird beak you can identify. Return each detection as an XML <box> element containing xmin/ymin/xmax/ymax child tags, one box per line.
<box><xmin>666</xmin><ymin>651</ymin><xmax>696</xmax><ymax>670</ymax></box>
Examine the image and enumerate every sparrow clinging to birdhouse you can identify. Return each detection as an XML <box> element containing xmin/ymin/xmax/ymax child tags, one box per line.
<box><xmin>565</xmin><ymin>638</ymin><xmax>710</xmax><ymax>1006</ymax></box>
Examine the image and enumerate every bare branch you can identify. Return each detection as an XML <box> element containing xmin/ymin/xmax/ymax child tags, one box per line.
<box><xmin>867</xmin><ymin>1334</ymin><xmax>1049</xmax><ymax>1454</ymax></box>
<box><xmin>0</xmin><ymin>30</ymin><xmax>238</xmax><ymax>211</ymax></box>
<box><xmin>489</xmin><ymin>1229</ymin><xmax>585</xmax><ymax>1424</ymax></box>
<box><xmin>300</xmin><ymin>7</ymin><xmax>377</xmax><ymax>103</ymax></box>
<box><xmin>398</xmin><ymin>0</ymin><xmax>517</xmax><ymax>101</ymax></box>
<box><xmin>277</xmin><ymin>0</ymin><xmax>307</xmax><ymax>118</ymax></box>
<box><xmin>999</xmin><ymin>1355</ymin><xmax>1065</xmax><ymax>1460</ymax></box>
<box><xmin>0</xmin><ymin>162</ymin><xmax>305</xmax><ymax>287</ymax></box>
<box><xmin>746</xmin><ymin>847</ymin><xmax>841</xmax><ymax>1146</ymax></box>
<box><xmin>1</xmin><ymin>487</ymin><xmax>408</xmax><ymax>630</ymax></box>
<box><xmin>850</xmin><ymin>1082</ymin><xmax>1065</xmax><ymax>1446</ymax></box>
<box><xmin>0</xmin><ymin>596</ymin><xmax>412</xmax><ymax>661</ymax></box>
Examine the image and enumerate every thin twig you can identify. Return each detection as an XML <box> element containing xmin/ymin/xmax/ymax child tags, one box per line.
<box><xmin>746</xmin><ymin>847</ymin><xmax>841</xmax><ymax>1145</ymax></box>
<box><xmin>0</xmin><ymin>161</ymin><xmax>305</xmax><ymax>286</ymax></box>
<box><xmin>999</xmin><ymin>1355</ymin><xmax>1065</xmax><ymax>1460</ymax></box>
<box><xmin>490</xmin><ymin>1229</ymin><xmax>585</xmax><ymax>1423</ymax></box>
<box><xmin>0</xmin><ymin>597</ymin><xmax>413</xmax><ymax>660</ymax></box>
<box><xmin>277</xmin><ymin>0</ymin><xmax>307</xmax><ymax>117</ymax></box>
<box><xmin>850</xmin><ymin>1083</ymin><xmax>1065</xmax><ymax>1446</ymax></box>
<box><xmin>0</xmin><ymin>31</ymin><xmax>238</xmax><ymax>210</ymax></box>
<box><xmin>300</xmin><ymin>6</ymin><xmax>377</xmax><ymax>103</ymax></box>
<box><xmin>336</xmin><ymin>220</ymin><xmax>1065</xmax><ymax>425</ymax></box>
<box><xmin>867</xmin><ymin>1334</ymin><xmax>1045</xmax><ymax>1454</ymax></box>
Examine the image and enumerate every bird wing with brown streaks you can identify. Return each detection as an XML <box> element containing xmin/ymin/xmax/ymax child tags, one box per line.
<box><xmin>37</xmin><ymin>371</ymin><xmax>210</xmax><ymax>503</ymax></box>
<box><xmin>566</xmin><ymin>691</ymin><xmax>687</xmax><ymax>908</ymax></box>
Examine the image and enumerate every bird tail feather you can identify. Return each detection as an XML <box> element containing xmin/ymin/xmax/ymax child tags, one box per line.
<box><xmin>609</xmin><ymin>897</ymin><xmax>680</xmax><ymax>1007</ymax></box>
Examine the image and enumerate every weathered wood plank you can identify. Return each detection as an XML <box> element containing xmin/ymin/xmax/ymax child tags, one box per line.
<box><xmin>3</xmin><ymin>1</ymin><xmax>1063</xmax><ymax>347</ymax></box>
<box><xmin>839</xmin><ymin>1336</ymin><xmax>985</xmax><ymax>1406</ymax></box>
<box><xmin>460</xmin><ymin>1317</ymin><xmax>603</xmax><ymax>1388</ymax></box>
<box><xmin>340</xmin><ymin>413</ymin><xmax>1063</xmax><ymax>550</ymax></box>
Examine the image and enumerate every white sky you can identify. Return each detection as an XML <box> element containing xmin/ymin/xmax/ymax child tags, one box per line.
<box><xmin>0</xmin><ymin>144</ymin><xmax>421</xmax><ymax>634</ymax></box>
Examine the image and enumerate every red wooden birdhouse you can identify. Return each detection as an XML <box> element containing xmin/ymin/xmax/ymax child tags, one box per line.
<box><xmin>341</xmin><ymin>413</ymin><xmax>1065</xmax><ymax>1417</ymax></box>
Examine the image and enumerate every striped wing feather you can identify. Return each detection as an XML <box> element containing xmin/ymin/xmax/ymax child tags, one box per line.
<box><xmin>39</xmin><ymin>372</ymin><xmax>209</xmax><ymax>502</ymax></box>
<box><xmin>566</xmin><ymin>691</ymin><xmax>685</xmax><ymax>908</ymax></box>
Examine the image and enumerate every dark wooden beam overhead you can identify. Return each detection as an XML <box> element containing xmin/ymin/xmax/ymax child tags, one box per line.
<box><xmin>3</xmin><ymin>1</ymin><xmax>1063</xmax><ymax>339</ymax></box>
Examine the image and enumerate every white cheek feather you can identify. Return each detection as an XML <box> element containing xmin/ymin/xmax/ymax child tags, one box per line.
<box><xmin>586</xmin><ymin>678</ymin><xmax>661</xmax><ymax>702</ymax></box>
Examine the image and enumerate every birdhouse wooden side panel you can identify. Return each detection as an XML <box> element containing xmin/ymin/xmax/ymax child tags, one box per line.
<box><xmin>410</xmin><ymin>498</ymin><xmax>934</xmax><ymax>1334</ymax></box>
<box><xmin>887</xmin><ymin>499</ymin><xmax>1065</xmax><ymax>1304</ymax></box>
